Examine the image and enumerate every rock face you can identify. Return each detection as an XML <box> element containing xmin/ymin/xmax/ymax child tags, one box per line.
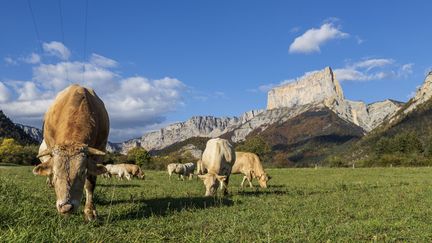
<box><xmin>15</xmin><ymin>124</ymin><xmax>43</xmax><ymax>143</ymax></box>
<box><xmin>268</xmin><ymin>67</ymin><xmax>344</xmax><ymax>110</ymax></box>
<box><xmin>112</xmin><ymin>110</ymin><xmax>264</xmax><ymax>153</ymax></box>
<box><xmin>178</xmin><ymin>144</ymin><xmax>202</xmax><ymax>160</ymax></box>
<box><xmin>266</xmin><ymin>67</ymin><xmax>404</xmax><ymax>132</ymax></box>
<box><xmin>404</xmin><ymin>71</ymin><xmax>432</xmax><ymax>114</ymax></box>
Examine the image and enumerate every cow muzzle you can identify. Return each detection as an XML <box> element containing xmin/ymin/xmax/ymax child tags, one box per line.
<box><xmin>57</xmin><ymin>201</ymin><xmax>74</xmax><ymax>214</ymax></box>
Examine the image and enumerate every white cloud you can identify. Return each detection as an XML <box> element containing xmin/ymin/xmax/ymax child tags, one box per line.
<box><xmin>289</xmin><ymin>22</ymin><xmax>349</xmax><ymax>54</ymax></box>
<box><xmin>43</xmin><ymin>41</ymin><xmax>71</xmax><ymax>60</ymax></box>
<box><xmin>18</xmin><ymin>82</ymin><xmax>41</xmax><ymax>101</ymax></box>
<box><xmin>0</xmin><ymin>82</ymin><xmax>11</xmax><ymax>102</ymax></box>
<box><xmin>352</xmin><ymin>58</ymin><xmax>394</xmax><ymax>70</ymax></box>
<box><xmin>90</xmin><ymin>53</ymin><xmax>118</xmax><ymax>68</ymax></box>
<box><xmin>22</xmin><ymin>53</ymin><xmax>41</xmax><ymax>64</ymax></box>
<box><xmin>0</xmin><ymin>45</ymin><xmax>186</xmax><ymax>142</ymax></box>
<box><xmin>4</xmin><ymin>57</ymin><xmax>17</xmax><ymax>65</ymax></box>
<box><xmin>334</xmin><ymin>58</ymin><xmax>414</xmax><ymax>82</ymax></box>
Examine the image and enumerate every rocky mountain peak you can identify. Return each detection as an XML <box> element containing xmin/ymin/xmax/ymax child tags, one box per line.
<box><xmin>267</xmin><ymin>67</ymin><xmax>344</xmax><ymax>110</ymax></box>
<box><xmin>266</xmin><ymin>67</ymin><xmax>404</xmax><ymax>132</ymax></box>
<box><xmin>404</xmin><ymin>72</ymin><xmax>432</xmax><ymax>114</ymax></box>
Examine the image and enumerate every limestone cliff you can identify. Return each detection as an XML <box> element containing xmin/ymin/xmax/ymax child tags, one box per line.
<box><xmin>403</xmin><ymin>71</ymin><xmax>432</xmax><ymax>114</ymax></box>
<box><xmin>267</xmin><ymin>67</ymin><xmax>344</xmax><ymax>110</ymax></box>
<box><xmin>109</xmin><ymin>109</ymin><xmax>264</xmax><ymax>153</ymax></box>
<box><xmin>266</xmin><ymin>67</ymin><xmax>403</xmax><ymax>132</ymax></box>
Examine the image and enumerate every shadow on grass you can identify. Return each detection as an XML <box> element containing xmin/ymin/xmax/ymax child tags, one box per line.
<box><xmin>267</xmin><ymin>184</ymin><xmax>286</xmax><ymax>188</ymax></box>
<box><xmin>236</xmin><ymin>189</ymin><xmax>288</xmax><ymax>196</ymax></box>
<box><xmin>98</xmin><ymin>184</ymin><xmax>141</xmax><ymax>188</ymax></box>
<box><xmin>105</xmin><ymin>196</ymin><xmax>234</xmax><ymax>221</ymax></box>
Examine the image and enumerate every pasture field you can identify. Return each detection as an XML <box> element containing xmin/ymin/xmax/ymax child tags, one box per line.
<box><xmin>1</xmin><ymin>166</ymin><xmax>432</xmax><ymax>242</ymax></box>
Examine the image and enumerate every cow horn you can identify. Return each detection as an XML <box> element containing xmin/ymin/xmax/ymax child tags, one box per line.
<box><xmin>87</xmin><ymin>147</ymin><xmax>106</xmax><ymax>156</ymax></box>
<box><xmin>37</xmin><ymin>149</ymin><xmax>52</xmax><ymax>158</ymax></box>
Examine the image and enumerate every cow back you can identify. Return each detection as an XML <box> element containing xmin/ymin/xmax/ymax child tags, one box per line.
<box><xmin>43</xmin><ymin>84</ymin><xmax>109</xmax><ymax>151</ymax></box>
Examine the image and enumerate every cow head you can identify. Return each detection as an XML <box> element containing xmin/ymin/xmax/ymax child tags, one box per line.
<box><xmin>257</xmin><ymin>173</ymin><xmax>272</xmax><ymax>188</ymax></box>
<box><xmin>33</xmin><ymin>144</ymin><xmax>106</xmax><ymax>215</ymax></box>
<box><xmin>198</xmin><ymin>173</ymin><xmax>227</xmax><ymax>196</ymax></box>
<box><xmin>137</xmin><ymin>171</ymin><xmax>145</xmax><ymax>180</ymax></box>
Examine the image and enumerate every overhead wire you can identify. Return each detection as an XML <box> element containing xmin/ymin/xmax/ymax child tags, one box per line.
<box><xmin>82</xmin><ymin>0</ymin><xmax>89</xmax><ymax>83</ymax></box>
<box><xmin>26</xmin><ymin>0</ymin><xmax>43</xmax><ymax>53</ymax></box>
<box><xmin>58</xmin><ymin>0</ymin><xmax>70</xmax><ymax>84</ymax></box>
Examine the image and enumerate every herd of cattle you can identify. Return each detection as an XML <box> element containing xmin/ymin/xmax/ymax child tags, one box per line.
<box><xmin>31</xmin><ymin>84</ymin><xmax>271</xmax><ymax>221</ymax></box>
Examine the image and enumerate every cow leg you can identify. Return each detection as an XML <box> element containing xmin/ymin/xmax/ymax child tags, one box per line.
<box><xmin>223</xmin><ymin>176</ymin><xmax>230</xmax><ymax>196</ymax></box>
<box><xmin>84</xmin><ymin>175</ymin><xmax>97</xmax><ymax>221</ymax></box>
<box><xmin>247</xmin><ymin>173</ymin><xmax>253</xmax><ymax>188</ymax></box>
<box><xmin>240</xmin><ymin>176</ymin><xmax>247</xmax><ymax>189</ymax></box>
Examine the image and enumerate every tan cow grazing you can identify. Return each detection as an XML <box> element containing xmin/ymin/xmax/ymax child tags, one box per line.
<box><xmin>198</xmin><ymin>138</ymin><xmax>235</xmax><ymax>196</ymax></box>
<box><xmin>105</xmin><ymin>164</ymin><xmax>132</xmax><ymax>180</ymax></box>
<box><xmin>32</xmin><ymin>84</ymin><xmax>108</xmax><ymax>221</ymax></box>
<box><xmin>232</xmin><ymin>152</ymin><xmax>272</xmax><ymax>188</ymax></box>
<box><xmin>167</xmin><ymin>163</ymin><xmax>181</xmax><ymax>180</ymax></box>
<box><xmin>123</xmin><ymin>164</ymin><xmax>145</xmax><ymax>179</ymax></box>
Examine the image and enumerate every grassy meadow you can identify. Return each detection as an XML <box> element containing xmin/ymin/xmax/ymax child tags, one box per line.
<box><xmin>1</xmin><ymin>166</ymin><xmax>432</xmax><ymax>242</ymax></box>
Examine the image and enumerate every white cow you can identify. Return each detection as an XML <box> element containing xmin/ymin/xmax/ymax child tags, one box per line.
<box><xmin>167</xmin><ymin>163</ymin><xmax>196</xmax><ymax>180</ymax></box>
<box><xmin>176</xmin><ymin>162</ymin><xmax>195</xmax><ymax>180</ymax></box>
<box><xmin>198</xmin><ymin>138</ymin><xmax>235</xmax><ymax>196</ymax></box>
<box><xmin>105</xmin><ymin>164</ymin><xmax>131</xmax><ymax>180</ymax></box>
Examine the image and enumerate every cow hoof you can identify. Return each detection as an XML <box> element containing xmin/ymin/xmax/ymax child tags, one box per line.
<box><xmin>84</xmin><ymin>209</ymin><xmax>97</xmax><ymax>222</ymax></box>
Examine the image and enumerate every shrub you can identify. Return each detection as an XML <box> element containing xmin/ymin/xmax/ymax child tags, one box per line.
<box><xmin>127</xmin><ymin>147</ymin><xmax>152</xmax><ymax>168</ymax></box>
<box><xmin>236</xmin><ymin>136</ymin><xmax>271</xmax><ymax>162</ymax></box>
<box><xmin>325</xmin><ymin>155</ymin><xmax>346</xmax><ymax>167</ymax></box>
<box><xmin>0</xmin><ymin>138</ymin><xmax>38</xmax><ymax>165</ymax></box>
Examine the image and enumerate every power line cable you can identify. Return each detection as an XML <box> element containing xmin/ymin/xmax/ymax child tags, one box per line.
<box><xmin>27</xmin><ymin>0</ymin><xmax>43</xmax><ymax>53</ymax></box>
<box><xmin>58</xmin><ymin>0</ymin><xmax>70</xmax><ymax>84</ymax></box>
<box><xmin>82</xmin><ymin>0</ymin><xmax>89</xmax><ymax>83</ymax></box>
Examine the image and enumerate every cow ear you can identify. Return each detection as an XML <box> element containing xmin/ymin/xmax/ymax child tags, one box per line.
<box><xmin>87</xmin><ymin>162</ymin><xmax>107</xmax><ymax>176</ymax></box>
<box><xmin>216</xmin><ymin>175</ymin><xmax>227</xmax><ymax>182</ymax></box>
<box><xmin>33</xmin><ymin>161</ymin><xmax>52</xmax><ymax>176</ymax></box>
<box><xmin>198</xmin><ymin>174</ymin><xmax>209</xmax><ymax>180</ymax></box>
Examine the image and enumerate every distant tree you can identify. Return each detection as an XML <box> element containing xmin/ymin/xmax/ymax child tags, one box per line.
<box><xmin>236</xmin><ymin>136</ymin><xmax>271</xmax><ymax>159</ymax></box>
<box><xmin>127</xmin><ymin>147</ymin><xmax>152</xmax><ymax>168</ymax></box>
<box><xmin>103</xmin><ymin>152</ymin><xmax>128</xmax><ymax>165</ymax></box>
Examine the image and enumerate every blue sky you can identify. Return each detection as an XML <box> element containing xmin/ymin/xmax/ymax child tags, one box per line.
<box><xmin>0</xmin><ymin>0</ymin><xmax>431</xmax><ymax>142</ymax></box>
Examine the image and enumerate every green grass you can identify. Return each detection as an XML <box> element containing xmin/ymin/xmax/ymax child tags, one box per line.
<box><xmin>2</xmin><ymin>167</ymin><xmax>432</xmax><ymax>242</ymax></box>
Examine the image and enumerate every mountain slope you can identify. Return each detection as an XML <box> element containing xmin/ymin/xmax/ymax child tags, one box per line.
<box><xmin>341</xmin><ymin>72</ymin><xmax>432</xmax><ymax>166</ymax></box>
<box><xmin>15</xmin><ymin>124</ymin><xmax>43</xmax><ymax>143</ymax></box>
<box><xmin>0</xmin><ymin>111</ymin><xmax>38</xmax><ymax>145</ymax></box>
<box><xmin>239</xmin><ymin>107</ymin><xmax>364</xmax><ymax>166</ymax></box>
